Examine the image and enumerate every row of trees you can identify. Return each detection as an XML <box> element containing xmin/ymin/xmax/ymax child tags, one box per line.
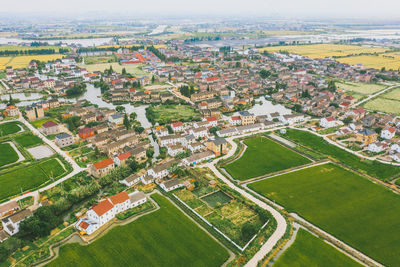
<box><xmin>0</xmin><ymin>48</ymin><xmax>68</xmax><ymax>56</ymax></box>
<box><xmin>179</xmin><ymin>85</ymin><xmax>195</xmax><ymax>97</ymax></box>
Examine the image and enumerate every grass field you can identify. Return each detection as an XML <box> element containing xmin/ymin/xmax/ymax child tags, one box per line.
<box><xmin>0</xmin><ymin>143</ymin><xmax>19</xmax><ymax>167</ymax></box>
<box><xmin>0</xmin><ymin>158</ymin><xmax>65</xmax><ymax>201</ymax></box>
<box><xmin>0</xmin><ymin>54</ymin><xmax>64</xmax><ymax>69</ymax></box>
<box><xmin>363</xmin><ymin>87</ymin><xmax>400</xmax><ymax>114</ymax></box>
<box><xmin>258</xmin><ymin>44</ymin><xmax>387</xmax><ymax>58</ymax></box>
<box><xmin>224</xmin><ymin>137</ymin><xmax>311</xmax><ymax>180</ymax></box>
<box><xmin>46</xmin><ymin>194</ymin><xmax>229</xmax><ymax>267</ymax></box>
<box><xmin>146</xmin><ymin>104</ymin><xmax>200</xmax><ymax>124</ymax></box>
<box><xmin>0</xmin><ymin>122</ymin><xmax>22</xmax><ymax>136</ymax></box>
<box><xmin>78</xmin><ymin>62</ymin><xmax>148</xmax><ymax>76</ymax></box>
<box><xmin>336</xmin><ymin>81</ymin><xmax>386</xmax><ymax>95</ymax></box>
<box><xmin>274</xmin><ymin>229</ymin><xmax>362</xmax><ymax>267</ymax></box>
<box><xmin>201</xmin><ymin>190</ymin><xmax>232</xmax><ymax>208</ymax></box>
<box><xmin>337</xmin><ymin>53</ymin><xmax>400</xmax><ymax>70</ymax></box>
<box><xmin>282</xmin><ymin>129</ymin><xmax>399</xmax><ymax>180</ymax></box>
<box><xmin>30</xmin><ymin>118</ymin><xmax>57</xmax><ymax>128</ymax></box>
<box><xmin>83</xmin><ymin>55</ymin><xmax>117</xmax><ymax>64</ymax></box>
<box><xmin>249</xmin><ymin>163</ymin><xmax>400</xmax><ymax>266</ymax></box>
<box><xmin>14</xmin><ymin>133</ymin><xmax>43</xmax><ymax>148</ymax></box>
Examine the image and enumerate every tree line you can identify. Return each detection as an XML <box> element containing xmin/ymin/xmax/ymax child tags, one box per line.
<box><xmin>0</xmin><ymin>48</ymin><xmax>68</xmax><ymax>56</ymax></box>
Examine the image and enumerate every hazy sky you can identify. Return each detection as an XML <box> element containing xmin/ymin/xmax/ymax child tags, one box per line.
<box><xmin>2</xmin><ymin>0</ymin><xmax>400</xmax><ymax>18</ymax></box>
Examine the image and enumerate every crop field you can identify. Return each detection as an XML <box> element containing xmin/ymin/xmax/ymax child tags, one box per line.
<box><xmin>258</xmin><ymin>44</ymin><xmax>387</xmax><ymax>58</ymax></box>
<box><xmin>0</xmin><ymin>121</ymin><xmax>22</xmax><ymax>136</ymax></box>
<box><xmin>281</xmin><ymin>129</ymin><xmax>399</xmax><ymax>180</ymax></box>
<box><xmin>336</xmin><ymin>81</ymin><xmax>386</xmax><ymax>95</ymax></box>
<box><xmin>0</xmin><ymin>158</ymin><xmax>65</xmax><ymax>201</ymax></box>
<box><xmin>0</xmin><ymin>45</ymin><xmax>64</xmax><ymax>52</ymax></box>
<box><xmin>0</xmin><ymin>143</ymin><xmax>19</xmax><ymax>167</ymax></box>
<box><xmin>83</xmin><ymin>55</ymin><xmax>117</xmax><ymax>64</ymax></box>
<box><xmin>249</xmin><ymin>163</ymin><xmax>400</xmax><ymax>266</ymax></box>
<box><xmin>274</xmin><ymin>229</ymin><xmax>362</xmax><ymax>267</ymax></box>
<box><xmin>201</xmin><ymin>190</ymin><xmax>233</xmax><ymax>208</ymax></box>
<box><xmin>46</xmin><ymin>194</ymin><xmax>229</xmax><ymax>267</ymax></box>
<box><xmin>14</xmin><ymin>133</ymin><xmax>43</xmax><ymax>148</ymax></box>
<box><xmin>146</xmin><ymin>104</ymin><xmax>200</xmax><ymax>124</ymax></box>
<box><xmin>363</xmin><ymin>87</ymin><xmax>400</xmax><ymax>114</ymax></box>
<box><xmin>79</xmin><ymin>62</ymin><xmax>148</xmax><ymax>76</ymax></box>
<box><xmin>0</xmin><ymin>54</ymin><xmax>64</xmax><ymax>69</ymax></box>
<box><xmin>224</xmin><ymin>137</ymin><xmax>311</xmax><ymax>181</ymax></box>
<box><xmin>337</xmin><ymin>53</ymin><xmax>400</xmax><ymax>70</ymax></box>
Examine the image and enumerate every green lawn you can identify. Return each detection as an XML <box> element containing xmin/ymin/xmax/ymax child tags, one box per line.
<box><xmin>249</xmin><ymin>163</ymin><xmax>400</xmax><ymax>266</ymax></box>
<box><xmin>224</xmin><ymin>137</ymin><xmax>311</xmax><ymax>180</ymax></box>
<box><xmin>14</xmin><ymin>133</ymin><xmax>42</xmax><ymax>148</ymax></box>
<box><xmin>282</xmin><ymin>129</ymin><xmax>399</xmax><ymax>181</ymax></box>
<box><xmin>46</xmin><ymin>194</ymin><xmax>229</xmax><ymax>267</ymax></box>
<box><xmin>146</xmin><ymin>104</ymin><xmax>200</xmax><ymax>124</ymax></box>
<box><xmin>274</xmin><ymin>229</ymin><xmax>362</xmax><ymax>267</ymax></box>
<box><xmin>0</xmin><ymin>143</ymin><xmax>19</xmax><ymax>167</ymax></box>
<box><xmin>0</xmin><ymin>159</ymin><xmax>65</xmax><ymax>201</ymax></box>
<box><xmin>30</xmin><ymin>118</ymin><xmax>57</xmax><ymax>128</ymax></box>
<box><xmin>0</xmin><ymin>122</ymin><xmax>22</xmax><ymax>136</ymax></box>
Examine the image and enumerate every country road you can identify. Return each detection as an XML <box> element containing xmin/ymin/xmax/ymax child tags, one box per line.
<box><xmin>352</xmin><ymin>83</ymin><xmax>400</xmax><ymax>107</ymax></box>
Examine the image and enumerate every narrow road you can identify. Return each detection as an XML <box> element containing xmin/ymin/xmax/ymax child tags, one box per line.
<box><xmin>352</xmin><ymin>83</ymin><xmax>400</xmax><ymax>107</ymax></box>
<box><xmin>166</xmin><ymin>82</ymin><xmax>195</xmax><ymax>105</ymax></box>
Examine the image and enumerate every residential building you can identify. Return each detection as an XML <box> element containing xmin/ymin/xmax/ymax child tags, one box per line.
<box><xmin>41</xmin><ymin>121</ymin><xmax>60</xmax><ymax>135</ymax></box>
<box><xmin>239</xmin><ymin>111</ymin><xmax>256</xmax><ymax>125</ymax></box>
<box><xmin>381</xmin><ymin>126</ymin><xmax>396</xmax><ymax>140</ymax></box>
<box><xmin>1</xmin><ymin>209</ymin><xmax>32</xmax><ymax>236</ymax></box>
<box><xmin>55</xmin><ymin>133</ymin><xmax>74</xmax><ymax>147</ymax></box>
<box><xmin>356</xmin><ymin>129</ymin><xmax>378</xmax><ymax>146</ymax></box>
<box><xmin>90</xmin><ymin>158</ymin><xmax>115</xmax><ymax>178</ymax></box>
<box><xmin>206</xmin><ymin>138</ymin><xmax>228</xmax><ymax>156</ymax></box>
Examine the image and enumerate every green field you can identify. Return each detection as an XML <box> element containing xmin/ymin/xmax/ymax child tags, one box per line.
<box><xmin>363</xmin><ymin>87</ymin><xmax>400</xmax><ymax>114</ymax></box>
<box><xmin>14</xmin><ymin>133</ymin><xmax>42</xmax><ymax>148</ymax></box>
<box><xmin>274</xmin><ymin>229</ymin><xmax>362</xmax><ymax>267</ymax></box>
<box><xmin>336</xmin><ymin>81</ymin><xmax>386</xmax><ymax>95</ymax></box>
<box><xmin>31</xmin><ymin>118</ymin><xmax>57</xmax><ymax>128</ymax></box>
<box><xmin>0</xmin><ymin>122</ymin><xmax>22</xmax><ymax>136</ymax></box>
<box><xmin>201</xmin><ymin>190</ymin><xmax>233</xmax><ymax>208</ymax></box>
<box><xmin>46</xmin><ymin>194</ymin><xmax>229</xmax><ymax>267</ymax></box>
<box><xmin>282</xmin><ymin>129</ymin><xmax>399</xmax><ymax>180</ymax></box>
<box><xmin>249</xmin><ymin>163</ymin><xmax>400</xmax><ymax>266</ymax></box>
<box><xmin>0</xmin><ymin>143</ymin><xmax>19</xmax><ymax>167</ymax></box>
<box><xmin>0</xmin><ymin>158</ymin><xmax>65</xmax><ymax>201</ymax></box>
<box><xmin>224</xmin><ymin>137</ymin><xmax>311</xmax><ymax>180</ymax></box>
<box><xmin>83</xmin><ymin>55</ymin><xmax>117</xmax><ymax>64</ymax></box>
<box><xmin>146</xmin><ymin>104</ymin><xmax>200</xmax><ymax>124</ymax></box>
<box><xmin>79</xmin><ymin>62</ymin><xmax>148</xmax><ymax>76</ymax></box>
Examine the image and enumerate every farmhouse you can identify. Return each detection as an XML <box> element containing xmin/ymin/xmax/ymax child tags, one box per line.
<box><xmin>0</xmin><ymin>201</ymin><xmax>19</xmax><ymax>217</ymax></box>
<box><xmin>41</xmin><ymin>121</ymin><xmax>60</xmax><ymax>135</ymax></box>
<box><xmin>55</xmin><ymin>133</ymin><xmax>74</xmax><ymax>148</ymax></box>
<box><xmin>381</xmin><ymin>126</ymin><xmax>396</xmax><ymax>140</ymax></box>
<box><xmin>183</xmin><ymin>150</ymin><xmax>215</xmax><ymax>166</ymax></box>
<box><xmin>239</xmin><ymin>111</ymin><xmax>256</xmax><ymax>125</ymax></box>
<box><xmin>1</xmin><ymin>209</ymin><xmax>32</xmax><ymax>236</ymax></box>
<box><xmin>320</xmin><ymin>117</ymin><xmax>337</xmax><ymax>128</ymax></box>
<box><xmin>90</xmin><ymin>158</ymin><xmax>115</xmax><ymax>178</ymax></box>
<box><xmin>160</xmin><ymin>179</ymin><xmax>184</xmax><ymax>192</ymax></box>
<box><xmin>206</xmin><ymin>138</ymin><xmax>228</xmax><ymax>156</ymax></box>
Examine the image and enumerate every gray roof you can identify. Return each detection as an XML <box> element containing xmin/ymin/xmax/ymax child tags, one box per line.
<box><xmin>2</xmin><ymin>209</ymin><xmax>32</xmax><ymax>224</ymax></box>
<box><xmin>209</xmin><ymin>138</ymin><xmax>227</xmax><ymax>146</ymax></box>
<box><xmin>129</xmin><ymin>191</ymin><xmax>146</xmax><ymax>203</ymax></box>
<box><xmin>56</xmin><ymin>133</ymin><xmax>72</xmax><ymax>140</ymax></box>
<box><xmin>162</xmin><ymin>179</ymin><xmax>181</xmax><ymax>190</ymax></box>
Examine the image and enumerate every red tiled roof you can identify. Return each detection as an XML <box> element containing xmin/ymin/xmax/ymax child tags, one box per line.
<box><xmin>117</xmin><ymin>152</ymin><xmax>131</xmax><ymax>161</ymax></box>
<box><xmin>42</xmin><ymin>121</ymin><xmax>58</xmax><ymax>128</ymax></box>
<box><xmin>109</xmin><ymin>191</ymin><xmax>129</xmax><ymax>205</ymax></box>
<box><xmin>92</xmin><ymin>199</ymin><xmax>114</xmax><ymax>217</ymax></box>
<box><xmin>79</xmin><ymin>221</ymin><xmax>89</xmax><ymax>230</ymax></box>
<box><xmin>172</xmin><ymin>122</ymin><xmax>183</xmax><ymax>127</ymax></box>
<box><xmin>206</xmin><ymin>116</ymin><xmax>217</xmax><ymax>122</ymax></box>
<box><xmin>326</xmin><ymin>117</ymin><xmax>335</xmax><ymax>122</ymax></box>
<box><xmin>93</xmin><ymin>158</ymin><xmax>114</xmax><ymax>170</ymax></box>
<box><xmin>386</xmin><ymin>127</ymin><xmax>396</xmax><ymax>133</ymax></box>
<box><xmin>231</xmin><ymin>116</ymin><xmax>241</xmax><ymax>121</ymax></box>
<box><xmin>79</xmin><ymin>127</ymin><xmax>94</xmax><ymax>134</ymax></box>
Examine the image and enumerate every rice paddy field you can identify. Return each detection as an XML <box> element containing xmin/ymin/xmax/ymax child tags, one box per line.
<box><xmin>363</xmin><ymin>87</ymin><xmax>400</xmax><ymax>114</ymax></box>
<box><xmin>336</xmin><ymin>81</ymin><xmax>386</xmax><ymax>95</ymax></box>
<box><xmin>249</xmin><ymin>163</ymin><xmax>400</xmax><ymax>266</ymax></box>
<box><xmin>0</xmin><ymin>158</ymin><xmax>66</xmax><ymax>201</ymax></box>
<box><xmin>223</xmin><ymin>137</ymin><xmax>311</xmax><ymax>181</ymax></box>
<box><xmin>46</xmin><ymin>194</ymin><xmax>230</xmax><ymax>267</ymax></box>
<box><xmin>337</xmin><ymin>52</ymin><xmax>400</xmax><ymax>70</ymax></box>
<box><xmin>273</xmin><ymin>229</ymin><xmax>362</xmax><ymax>267</ymax></box>
<box><xmin>258</xmin><ymin>44</ymin><xmax>387</xmax><ymax>58</ymax></box>
<box><xmin>0</xmin><ymin>54</ymin><xmax>64</xmax><ymax>69</ymax></box>
<box><xmin>79</xmin><ymin>62</ymin><xmax>148</xmax><ymax>76</ymax></box>
<box><xmin>0</xmin><ymin>143</ymin><xmax>19</xmax><ymax>167</ymax></box>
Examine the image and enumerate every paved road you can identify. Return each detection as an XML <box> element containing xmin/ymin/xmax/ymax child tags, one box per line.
<box><xmin>166</xmin><ymin>82</ymin><xmax>195</xmax><ymax>105</ymax></box>
<box><xmin>352</xmin><ymin>83</ymin><xmax>400</xmax><ymax>108</ymax></box>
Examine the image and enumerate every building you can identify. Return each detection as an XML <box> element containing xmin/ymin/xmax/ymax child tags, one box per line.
<box><xmin>206</xmin><ymin>138</ymin><xmax>228</xmax><ymax>156</ymax></box>
<box><xmin>79</xmin><ymin>127</ymin><xmax>95</xmax><ymax>139</ymax></box>
<box><xmin>356</xmin><ymin>129</ymin><xmax>378</xmax><ymax>146</ymax></box>
<box><xmin>171</xmin><ymin>122</ymin><xmax>184</xmax><ymax>132</ymax></box>
<box><xmin>41</xmin><ymin>121</ymin><xmax>60</xmax><ymax>135</ymax></box>
<box><xmin>239</xmin><ymin>111</ymin><xmax>256</xmax><ymax>125</ymax></box>
<box><xmin>0</xmin><ymin>201</ymin><xmax>19</xmax><ymax>217</ymax></box>
<box><xmin>75</xmin><ymin>191</ymin><xmax>147</xmax><ymax>235</ymax></box>
<box><xmin>160</xmin><ymin>179</ymin><xmax>184</xmax><ymax>192</ymax></box>
<box><xmin>320</xmin><ymin>117</ymin><xmax>337</xmax><ymax>128</ymax></box>
<box><xmin>114</xmin><ymin>152</ymin><xmax>131</xmax><ymax>166</ymax></box>
<box><xmin>182</xmin><ymin>150</ymin><xmax>215</xmax><ymax>166</ymax></box>
<box><xmin>5</xmin><ymin>105</ymin><xmax>19</xmax><ymax>117</ymax></box>
<box><xmin>108</xmin><ymin>113</ymin><xmax>124</xmax><ymax>126</ymax></box>
<box><xmin>25</xmin><ymin>104</ymin><xmax>44</xmax><ymax>121</ymax></box>
<box><xmin>55</xmin><ymin>133</ymin><xmax>74</xmax><ymax>147</ymax></box>
<box><xmin>1</xmin><ymin>209</ymin><xmax>32</xmax><ymax>236</ymax></box>
<box><xmin>90</xmin><ymin>158</ymin><xmax>115</xmax><ymax>178</ymax></box>
<box><xmin>381</xmin><ymin>126</ymin><xmax>396</xmax><ymax>140</ymax></box>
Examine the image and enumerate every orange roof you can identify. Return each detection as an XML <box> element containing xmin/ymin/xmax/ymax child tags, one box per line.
<box><xmin>79</xmin><ymin>221</ymin><xmax>89</xmax><ymax>230</ymax></box>
<box><xmin>117</xmin><ymin>152</ymin><xmax>131</xmax><ymax>161</ymax></box>
<box><xmin>109</xmin><ymin>191</ymin><xmax>129</xmax><ymax>205</ymax></box>
<box><xmin>93</xmin><ymin>158</ymin><xmax>114</xmax><ymax>170</ymax></box>
<box><xmin>92</xmin><ymin>199</ymin><xmax>114</xmax><ymax>217</ymax></box>
<box><xmin>6</xmin><ymin>105</ymin><xmax>18</xmax><ymax>110</ymax></box>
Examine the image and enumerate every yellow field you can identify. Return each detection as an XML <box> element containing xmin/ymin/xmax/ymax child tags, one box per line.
<box><xmin>337</xmin><ymin>53</ymin><xmax>400</xmax><ymax>70</ymax></box>
<box><xmin>258</xmin><ymin>44</ymin><xmax>387</xmax><ymax>58</ymax></box>
<box><xmin>0</xmin><ymin>54</ymin><xmax>64</xmax><ymax>69</ymax></box>
<box><xmin>0</xmin><ymin>45</ymin><xmax>63</xmax><ymax>52</ymax></box>
<box><xmin>96</xmin><ymin>44</ymin><xmax>166</xmax><ymax>49</ymax></box>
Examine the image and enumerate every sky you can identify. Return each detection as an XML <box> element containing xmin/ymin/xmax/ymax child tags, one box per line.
<box><xmin>1</xmin><ymin>0</ymin><xmax>400</xmax><ymax>19</ymax></box>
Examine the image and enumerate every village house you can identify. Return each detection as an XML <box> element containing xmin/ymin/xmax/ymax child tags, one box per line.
<box><xmin>229</xmin><ymin>116</ymin><xmax>242</xmax><ymax>126</ymax></box>
<box><xmin>1</xmin><ymin>209</ymin><xmax>32</xmax><ymax>236</ymax></box>
<box><xmin>160</xmin><ymin>179</ymin><xmax>184</xmax><ymax>192</ymax></box>
<box><xmin>90</xmin><ymin>158</ymin><xmax>115</xmax><ymax>178</ymax></box>
<box><xmin>25</xmin><ymin>104</ymin><xmax>44</xmax><ymax>121</ymax></box>
<box><xmin>114</xmin><ymin>152</ymin><xmax>131</xmax><ymax>166</ymax></box>
<box><xmin>280</xmin><ymin>114</ymin><xmax>305</xmax><ymax>125</ymax></box>
<box><xmin>239</xmin><ymin>111</ymin><xmax>256</xmax><ymax>125</ymax></box>
<box><xmin>5</xmin><ymin>105</ymin><xmax>19</xmax><ymax>117</ymax></box>
<box><xmin>41</xmin><ymin>121</ymin><xmax>60</xmax><ymax>135</ymax></box>
<box><xmin>147</xmin><ymin>160</ymin><xmax>179</xmax><ymax>179</ymax></box>
<box><xmin>320</xmin><ymin>117</ymin><xmax>338</xmax><ymax>128</ymax></box>
<box><xmin>0</xmin><ymin>201</ymin><xmax>19</xmax><ymax>218</ymax></box>
<box><xmin>79</xmin><ymin>127</ymin><xmax>95</xmax><ymax>139</ymax></box>
<box><xmin>171</xmin><ymin>122</ymin><xmax>184</xmax><ymax>132</ymax></box>
<box><xmin>368</xmin><ymin>142</ymin><xmax>388</xmax><ymax>153</ymax></box>
<box><xmin>55</xmin><ymin>133</ymin><xmax>74</xmax><ymax>148</ymax></box>
<box><xmin>206</xmin><ymin>138</ymin><xmax>228</xmax><ymax>156</ymax></box>
<box><xmin>183</xmin><ymin>150</ymin><xmax>215</xmax><ymax>165</ymax></box>
<box><xmin>189</xmin><ymin>127</ymin><xmax>209</xmax><ymax>139</ymax></box>
<box><xmin>381</xmin><ymin>126</ymin><xmax>396</xmax><ymax>140</ymax></box>
<box><xmin>356</xmin><ymin>129</ymin><xmax>378</xmax><ymax>146</ymax></box>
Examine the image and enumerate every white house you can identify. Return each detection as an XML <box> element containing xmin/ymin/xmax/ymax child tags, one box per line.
<box><xmin>189</xmin><ymin>127</ymin><xmax>209</xmax><ymax>139</ymax></box>
<box><xmin>217</xmin><ymin>128</ymin><xmax>239</xmax><ymax>137</ymax></box>
<box><xmin>229</xmin><ymin>116</ymin><xmax>241</xmax><ymax>126</ymax></box>
<box><xmin>171</xmin><ymin>122</ymin><xmax>184</xmax><ymax>132</ymax></box>
<box><xmin>188</xmin><ymin>142</ymin><xmax>204</xmax><ymax>152</ymax></box>
<box><xmin>391</xmin><ymin>143</ymin><xmax>400</xmax><ymax>153</ymax></box>
<box><xmin>182</xmin><ymin>151</ymin><xmax>215</xmax><ymax>166</ymax></box>
<box><xmin>368</xmin><ymin>142</ymin><xmax>388</xmax><ymax>153</ymax></box>
<box><xmin>320</xmin><ymin>117</ymin><xmax>337</xmax><ymax>128</ymax></box>
<box><xmin>381</xmin><ymin>126</ymin><xmax>396</xmax><ymax>140</ymax></box>
<box><xmin>160</xmin><ymin>179</ymin><xmax>184</xmax><ymax>192</ymax></box>
<box><xmin>280</xmin><ymin>114</ymin><xmax>305</xmax><ymax>125</ymax></box>
<box><xmin>108</xmin><ymin>113</ymin><xmax>124</xmax><ymax>125</ymax></box>
<box><xmin>1</xmin><ymin>209</ymin><xmax>32</xmax><ymax>236</ymax></box>
<box><xmin>159</xmin><ymin>134</ymin><xmax>184</xmax><ymax>147</ymax></box>
<box><xmin>167</xmin><ymin>144</ymin><xmax>185</xmax><ymax>156</ymax></box>
<box><xmin>390</xmin><ymin>153</ymin><xmax>400</xmax><ymax>162</ymax></box>
<box><xmin>147</xmin><ymin>160</ymin><xmax>178</xmax><ymax>179</ymax></box>
<box><xmin>155</xmin><ymin>127</ymin><xmax>169</xmax><ymax>137</ymax></box>
<box><xmin>203</xmin><ymin>117</ymin><xmax>218</xmax><ymax>127</ymax></box>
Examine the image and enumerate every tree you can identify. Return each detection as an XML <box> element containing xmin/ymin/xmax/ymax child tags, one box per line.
<box><xmin>123</xmin><ymin>113</ymin><xmax>131</xmax><ymax>129</ymax></box>
<box><xmin>294</xmin><ymin>104</ymin><xmax>302</xmax><ymax>113</ymax></box>
<box><xmin>128</xmin><ymin>159</ymin><xmax>139</xmax><ymax>172</ymax></box>
<box><xmin>209</xmin><ymin>127</ymin><xmax>219</xmax><ymax>136</ymax></box>
<box><xmin>374</xmin><ymin>127</ymin><xmax>383</xmax><ymax>134</ymax></box>
<box><xmin>116</xmin><ymin>105</ymin><xmax>125</xmax><ymax>113</ymax></box>
<box><xmin>241</xmin><ymin>222</ymin><xmax>257</xmax><ymax>242</ymax></box>
<box><xmin>259</xmin><ymin>69</ymin><xmax>271</xmax><ymax>79</ymax></box>
<box><xmin>130</xmin><ymin>112</ymin><xmax>137</xmax><ymax>120</ymax></box>
<box><xmin>327</xmin><ymin>80</ymin><xmax>337</xmax><ymax>93</ymax></box>
<box><xmin>343</xmin><ymin>116</ymin><xmax>353</xmax><ymax>124</ymax></box>
<box><xmin>151</xmin><ymin>75</ymin><xmax>156</xmax><ymax>83</ymax></box>
<box><xmin>122</xmin><ymin>68</ymin><xmax>127</xmax><ymax>75</ymax></box>
<box><xmin>134</xmin><ymin>126</ymin><xmax>144</xmax><ymax>134</ymax></box>
<box><xmin>146</xmin><ymin>148</ymin><xmax>154</xmax><ymax>158</ymax></box>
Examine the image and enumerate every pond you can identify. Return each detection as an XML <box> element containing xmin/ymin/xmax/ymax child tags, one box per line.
<box><xmin>231</xmin><ymin>96</ymin><xmax>292</xmax><ymax>117</ymax></box>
